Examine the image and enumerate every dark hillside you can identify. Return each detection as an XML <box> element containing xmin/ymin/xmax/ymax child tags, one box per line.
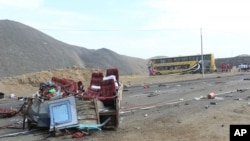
<box><xmin>0</xmin><ymin>20</ymin><xmax>147</xmax><ymax>79</ymax></box>
<box><xmin>0</xmin><ymin>20</ymin><xmax>85</xmax><ymax>77</ymax></box>
<box><xmin>215</xmin><ymin>55</ymin><xmax>250</xmax><ymax>68</ymax></box>
<box><xmin>76</xmin><ymin>48</ymin><xmax>146</xmax><ymax>75</ymax></box>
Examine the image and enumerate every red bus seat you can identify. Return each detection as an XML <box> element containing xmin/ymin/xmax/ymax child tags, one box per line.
<box><xmin>83</xmin><ymin>87</ymin><xmax>100</xmax><ymax>100</ymax></box>
<box><xmin>89</xmin><ymin>71</ymin><xmax>103</xmax><ymax>90</ymax></box>
<box><xmin>51</xmin><ymin>77</ymin><xmax>78</xmax><ymax>96</ymax></box>
<box><xmin>106</xmin><ymin>68</ymin><xmax>119</xmax><ymax>82</ymax></box>
<box><xmin>98</xmin><ymin>79</ymin><xmax>117</xmax><ymax>106</ymax></box>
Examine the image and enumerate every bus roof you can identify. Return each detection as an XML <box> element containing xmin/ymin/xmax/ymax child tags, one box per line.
<box><xmin>150</xmin><ymin>53</ymin><xmax>213</xmax><ymax>60</ymax></box>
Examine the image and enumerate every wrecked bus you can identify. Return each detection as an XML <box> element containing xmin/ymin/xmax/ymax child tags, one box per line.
<box><xmin>23</xmin><ymin>68</ymin><xmax>123</xmax><ymax>135</ymax></box>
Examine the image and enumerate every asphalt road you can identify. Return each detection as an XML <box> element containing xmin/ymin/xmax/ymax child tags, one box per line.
<box><xmin>121</xmin><ymin>73</ymin><xmax>250</xmax><ymax>110</ymax></box>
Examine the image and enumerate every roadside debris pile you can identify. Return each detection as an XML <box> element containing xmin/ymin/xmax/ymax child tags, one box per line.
<box><xmin>0</xmin><ymin>92</ymin><xmax>4</xmax><ymax>99</ymax></box>
<box><xmin>0</xmin><ymin>68</ymin><xmax>123</xmax><ymax>139</ymax></box>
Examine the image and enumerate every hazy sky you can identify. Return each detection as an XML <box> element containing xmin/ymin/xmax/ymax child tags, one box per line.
<box><xmin>1</xmin><ymin>0</ymin><xmax>250</xmax><ymax>59</ymax></box>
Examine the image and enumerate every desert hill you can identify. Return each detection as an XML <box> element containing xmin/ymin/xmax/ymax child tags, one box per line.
<box><xmin>215</xmin><ymin>55</ymin><xmax>250</xmax><ymax>68</ymax></box>
<box><xmin>0</xmin><ymin>20</ymin><xmax>147</xmax><ymax>79</ymax></box>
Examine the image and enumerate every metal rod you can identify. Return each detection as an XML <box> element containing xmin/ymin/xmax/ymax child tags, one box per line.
<box><xmin>200</xmin><ymin>28</ymin><xmax>204</xmax><ymax>78</ymax></box>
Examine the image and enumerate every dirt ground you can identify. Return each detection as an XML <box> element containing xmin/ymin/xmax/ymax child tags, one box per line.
<box><xmin>0</xmin><ymin>68</ymin><xmax>250</xmax><ymax>141</ymax></box>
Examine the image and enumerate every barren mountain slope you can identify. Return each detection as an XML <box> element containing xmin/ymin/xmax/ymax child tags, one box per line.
<box><xmin>0</xmin><ymin>20</ymin><xmax>147</xmax><ymax>79</ymax></box>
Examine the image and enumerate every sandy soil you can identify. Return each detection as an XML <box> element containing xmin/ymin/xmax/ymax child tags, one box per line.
<box><xmin>0</xmin><ymin>68</ymin><xmax>250</xmax><ymax>141</ymax></box>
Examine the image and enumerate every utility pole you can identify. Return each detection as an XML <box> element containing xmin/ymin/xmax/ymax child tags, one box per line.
<box><xmin>200</xmin><ymin>28</ymin><xmax>204</xmax><ymax>78</ymax></box>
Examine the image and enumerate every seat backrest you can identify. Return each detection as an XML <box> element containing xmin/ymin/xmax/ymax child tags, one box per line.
<box><xmin>90</xmin><ymin>78</ymin><xmax>102</xmax><ymax>86</ymax></box>
<box><xmin>51</xmin><ymin>77</ymin><xmax>77</xmax><ymax>94</ymax></box>
<box><xmin>63</xmin><ymin>79</ymin><xmax>77</xmax><ymax>93</ymax></box>
<box><xmin>106</xmin><ymin>68</ymin><xmax>119</xmax><ymax>81</ymax></box>
<box><xmin>90</xmin><ymin>71</ymin><xmax>104</xmax><ymax>90</ymax></box>
<box><xmin>100</xmin><ymin>79</ymin><xmax>116</xmax><ymax>97</ymax></box>
<box><xmin>91</xmin><ymin>71</ymin><xmax>104</xmax><ymax>80</ymax></box>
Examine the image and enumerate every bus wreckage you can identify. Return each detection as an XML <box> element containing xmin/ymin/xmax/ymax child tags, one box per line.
<box><xmin>0</xmin><ymin>68</ymin><xmax>123</xmax><ymax>138</ymax></box>
<box><xmin>148</xmin><ymin>54</ymin><xmax>216</xmax><ymax>75</ymax></box>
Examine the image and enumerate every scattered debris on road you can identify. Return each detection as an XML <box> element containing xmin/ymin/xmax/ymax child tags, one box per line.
<box><xmin>143</xmin><ymin>85</ymin><xmax>150</xmax><ymax>89</ymax></box>
<box><xmin>0</xmin><ymin>92</ymin><xmax>4</xmax><ymax>99</ymax></box>
<box><xmin>158</xmin><ymin>84</ymin><xmax>167</xmax><ymax>87</ymax></box>
<box><xmin>147</xmin><ymin>91</ymin><xmax>160</xmax><ymax>97</ymax></box>
<box><xmin>208</xmin><ymin>92</ymin><xmax>216</xmax><ymax>99</ymax></box>
<box><xmin>214</xmin><ymin>97</ymin><xmax>224</xmax><ymax>101</ymax></box>
<box><xmin>0</xmin><ymin>68</ymin><xmax>123</xmax><ymax>139</ymax></box>
<box><xmin>210</xmin><ymin>102</ymin><xmax>217</xmax><ymax>105</ymax></box>
<box><xmin>237</xmin><ymin>89</ymin><xmax>248</xmax><ymax>92</ymax></box>
<box><xmin>205</xmin><ymin>105</ymin><xmax>209</xmax><ymax>109</ymax></box>
<box><xmin>234</xmin><ymin>98</ymin><xmax>243</xmax><ymax>101</ymax></box>
<box><xmin>194</xmin><ymin>96</ymin><xmax>205</xmax><ymax>100</ymax></box>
